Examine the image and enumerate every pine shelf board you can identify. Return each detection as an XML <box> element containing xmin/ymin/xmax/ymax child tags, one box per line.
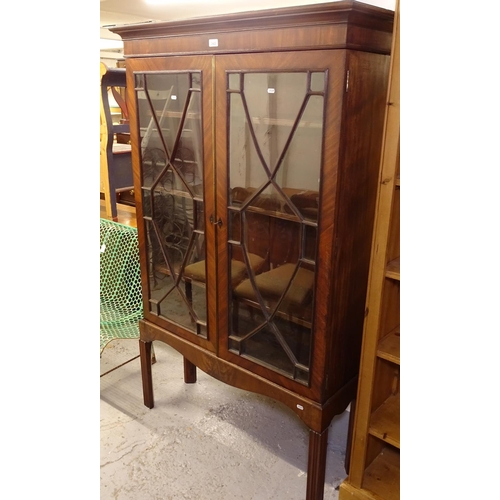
<box><xmin>338</xmin><ymin>481</ymin><xmax>380</xmax><ymax>500</ymax></box>
<box><xmin>377</xmin><ymin>327</ymin><xmax>400</xmax><ymax>365</ymax></box>
<box><xmin>385</xmin><ymin>257</ymin><xmax>400</xmax><ymax>280</ymax></box>
<box><xmin>369</xmin><ymin>394</ymin><xmax>400</xmax><ymax>448</ymax></box>
<box><xmin>339</xmin><ymin>447</ymin><xmax>400</xmax><ymax>500</ymax></box>
<box><xmin>362</xmin><ymin>447</ymin><xmax>400</xmax><ymax>500</ymax></box>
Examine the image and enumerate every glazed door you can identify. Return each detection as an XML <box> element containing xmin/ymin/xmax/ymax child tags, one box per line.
<box><xmin>215</xmin><ymin>51</ymin><xmax>344</xmax><ymax>390</ymax></box>
<box><xmin>128</xmin><ymin>56</ymin><xmax>217</xmax><ymax>351</ymax></box>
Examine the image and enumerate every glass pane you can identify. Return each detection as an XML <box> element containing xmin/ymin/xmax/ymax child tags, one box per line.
<box><xmin>277</xmin><ymin>95</ymin><xmax>323</xmax><ymax>222</ymax></box>
<box><xmin>274</xmin><ymin>262</ymin><xmax>315</xmax><ymax>324</ymax></box>
<box><xmin>243</xmin><ymin>211</ymin><xmax>272</xmax><ymax>266</ymax></box>
<box><xmin>228</xmin><ymin>92</ymin><xmax>269</xmax><ymax>196</ymax></box>
<box><xmin>303</xmin><ymin>225</ymin><xmax>317</xmax><ymax>262</ymax></box>
<box><xmin>244</xmin><ymin>72</ymin><xmax>306</xmax><ymax>174</ymax></box>
<box><xmin>136</xmin><ymin>71</ymin><xmax>206</xmax><ymax>337</ymax></box>
<box><xmin>310</xmin><ymin>72</ymin><xmax>325</xmax><ymax>92</ymax></box>
<box><xmin>142</xmin><ymin>147</ymin><xmax>168</xmax><ymax>190</ymax></box>
<box><xmin>135</xmin><ymin>74</ymin><xmax>145</xmax><ymax>89</ymax></box>
<box><xmin>229</xmin><ymin>305</ymin><xmax>311</xmax><ymax>377</ymax></box>
<box><xmin>228</xmin><ymin>73</ymin><xmax>240</xmax><ymax>91</ymax></box>
<box><xmin>191</xmin><ymin>73</ymin><xmax>201</xmax><ymax>90</ymax></box>
<box><xmin>228</xmin><ymin>209</ymin><xmax>241</xmax><ymax>243</ymax></box>
<box><xmin>142</xmin><ymin>188</ymin><xmax>152</xmax><ymax>218</ymax></box>
<box><xmin>138</xmin><ymin>73</ymin><xmax>189</xmax><ymax>156</ymax></box>
<box><xmin>227</xmin><ymin>70</ymin><xmax>325</xmax><ymax>384</ymax></box>
<box><xmin>174</xmin><ymin>90</ymin><xmax>203</xmax><ymax>198</ymax></box>
<box><xmin>194</xmin><ymin>200</ymin><xmax>205</xmax><ymax>231</ymax></box>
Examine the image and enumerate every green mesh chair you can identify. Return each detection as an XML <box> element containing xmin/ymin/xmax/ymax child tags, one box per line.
<box><xmin>100</xmin><ymin>218</ymin><xmax>155</xmax><ymax>374</ymax></box>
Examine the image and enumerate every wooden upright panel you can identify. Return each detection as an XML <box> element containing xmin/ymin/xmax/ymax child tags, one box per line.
<box><xmin>339</xmin><ymin>1</ymin><xmax>400</xmax><ymax>498</ymax></box>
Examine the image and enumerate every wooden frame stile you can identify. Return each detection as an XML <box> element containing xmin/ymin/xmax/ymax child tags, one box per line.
<box><xmin>339</xmin><ymin>1</ymin><xmax>400</xmax><ymax>498</ymax></box>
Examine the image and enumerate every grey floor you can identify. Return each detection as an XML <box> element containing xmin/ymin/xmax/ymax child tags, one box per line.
<box><xmin>100</xmin><ymin>339</ymin><xmax>350</xmax><ymax>500</ymax></box>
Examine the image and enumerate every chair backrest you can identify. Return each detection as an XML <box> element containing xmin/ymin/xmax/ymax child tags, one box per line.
<box><xmin>100</xmin><ymin>218</ymin><xmax>142</xmax><ymax>317</ymax></box>
<box><xmin>100</xmin><ymin>63</ymin><xmax>129</xmax><ymax>138</ymax></box>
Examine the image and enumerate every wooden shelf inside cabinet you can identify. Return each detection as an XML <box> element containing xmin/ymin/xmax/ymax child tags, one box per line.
<box><xmin>385</xmin><ymin>258</ymin><xmax>400</xmax><ymax>280</ymax></box>
<box><xmin>340</xmin><ymin>447</ymin><xmax>400</xmax><ymax>500</ymax></box>
<box><xmin>362</xmin><ymin>447</ymin><xmax>400</xmax><ymax>500</ymax></box>
<box><xmin>237</xmin><ymin>204</ymin><xmax>318</xmax><ymax>224</ymax></box>
<box><xmin>250</xmin><ymin>116</ymin><xmax>323</xmax><ymax>129</ymax></box>
<box><xmin>147</xmin><ymin>186</ymin><xmax>203</xmax><ymax>201</ymax></box>
<box><xmin>377</xmin><ymin>327</ymin><xmax>400</xmax><ymax>365</ymax></box>
<box><xmin>369</xmin><ymin>394</ymin><xmax>400</xmax><ymax>448</ymax></box>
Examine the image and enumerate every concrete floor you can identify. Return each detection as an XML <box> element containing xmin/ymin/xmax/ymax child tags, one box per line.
<box><xmin>100</xmin><ymin>339</ymin><xmax>350</xmax><ymax>500</ymax></box>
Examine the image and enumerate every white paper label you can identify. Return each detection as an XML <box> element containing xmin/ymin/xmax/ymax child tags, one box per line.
<box><xmin>296</xmin><ymin>404</ymin><xmax>304</xmax><ymax>411</ymax></box>
<box><xmin>209</xmin><ymin>38</ymin><xmax>219</xmax><ymax>47</ymax></box>
<box><xmin>267</xmin><ymin>88</ymin><xmax>276</xmax><ymax>94</ymax></box>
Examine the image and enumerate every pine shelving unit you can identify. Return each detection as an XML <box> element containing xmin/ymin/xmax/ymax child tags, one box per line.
<box><xmin>339</xmin><ymin>1</ymin><xmax>400</xmax><ymax>498</ymax></box>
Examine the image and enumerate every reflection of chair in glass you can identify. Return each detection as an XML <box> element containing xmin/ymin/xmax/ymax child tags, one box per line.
<box><xmin>183</xmin><ymin>247</ymin><xmax>266</xmax><ymax>309</ymax></box>
<box><xmin>233</xmin><ymin>262</ymin><xmax>315</xmax><ymax>328</ymax></box>
<box><xmin>231</xmin><ymin>186</ymin><xmax>319</xmax><ymax>222</ymax></box>
<box><xmin>231</xmin><ymin>213</ymin><xmax>315</xmax><ymax>329</ymax></box>
<box><xmin>183</xmin><ymin>204</ymin><xmax>269</xmax><ymax>311</ymax></box>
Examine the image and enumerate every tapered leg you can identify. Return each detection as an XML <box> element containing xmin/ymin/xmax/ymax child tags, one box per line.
<box><xmin>306</xmin><ymin>428</ymin><xmax>328</xmax><ymax>500</ymax></box>
<box><xmin>183</xmin><ymin>357</ymin><xmax>197</xmax><ymax>383</ymax></box>
<box><xmin>139</xmin><ymin>340</ymin><xmax>154</xmax><ymax>409</ymax></box>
